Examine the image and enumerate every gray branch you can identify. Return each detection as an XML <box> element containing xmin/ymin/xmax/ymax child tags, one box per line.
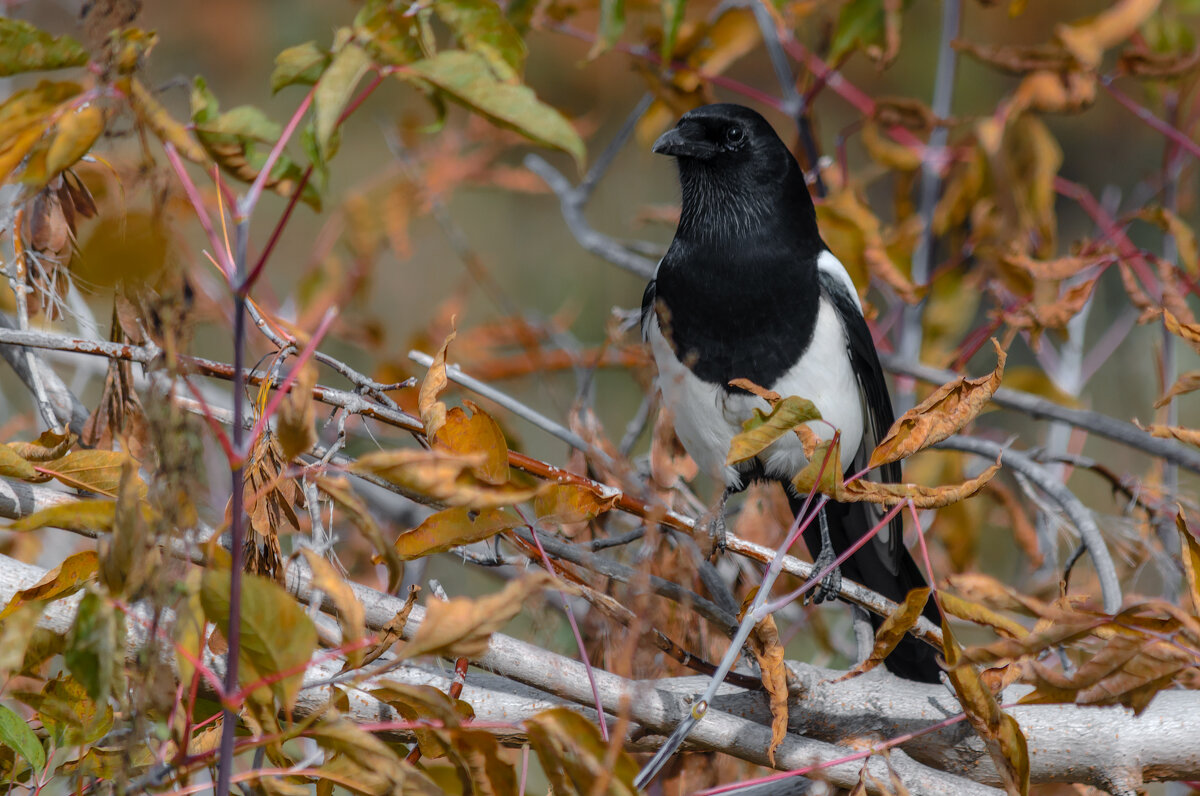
<box><xmin>880</xmin><ymin>352</ymin><xmax>1200</xmax><ymax>476</ymax></box>
<box><xmin>934</xmin><ymin>435</ymin><xmax>1122</xmax><ymax>613</ymax></box>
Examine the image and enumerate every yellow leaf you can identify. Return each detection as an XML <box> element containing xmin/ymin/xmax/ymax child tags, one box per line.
<box><xmin>44</xmin><ymin>104</ymin><xmax>103</xmax><ymax>180</ymax></box>
<box><xmin>275</xmin><ymin>362</ymin><xmax>318</xmax><ymax>461</ymax></box>
<box><xmin>870</xmin><ymin>339</ymin><xmax>1006</xmax><ymax>468</ymax></box>
<box><xmin>9</xmin><ymin>500</ymin><xmax>116</xmax><ymax>535</ymax></box>
<box><xmin>124</xmin><ymin>77</ymin><xmax>207</xmax><ymax>164</ymax></box>
<box><xmin>38</xmin><ymin>450</ymin><xmax>145</xmax><ymax>498</ymax></box>
<box><xmin>0</xmin><ymin>551</ymin><xmax>98</xmax><ymax>620</ymax></box>
<box><xmin>401</xmin><ymin>572</ymin><xmax>554</xmax><ymax>660</ymax></box>
<box><xmin>0</xmin><ymin>445</ymin><xmax>42</xmax><ymax>480</ymax></box>
<box><xmin>1136</xmin><ymin>421</ymin><xmax>1200</xmax><ymax>448</ymax></box>
<box><xmin>392</xmin><ymin>506</ymin><xmax>519</xmax><ymax>560</ymax></box>
<box><xmin>726</xmin><ymin>395</ymin><xmax>821</xmax><ymax>466</ymax></box>
<box><xmin>301</xmin><ymin>549</ymin><xmax>366</xmax><ymax>669</ymax></box>
<box><xmin>1162</xmin><ymin>309</ymin><xmax>1200</xmax><ymax>356</ymax></box>
<box><xmin>939</xmin><ymin>592</ymin><xmax>1028</xmax><ymax>640</ymax></box>
<box><xmin>6</xmin><ymin>430</ymin><xmax>73</xmax><ymax>462</ymax></box>
<box><xmin>837</xmin><ymin>588</ymin><xmax>933</xmax><ymax>681</ymax></box>
<box><xmin>1055</xmin><ymin>0</ymin><xmax>1161</xmax><ymax>69</ymax></box>
<box><xmin>352</xmin><ymin>448</ymin><xmax>543</xmax><ymax>509</ymax></box>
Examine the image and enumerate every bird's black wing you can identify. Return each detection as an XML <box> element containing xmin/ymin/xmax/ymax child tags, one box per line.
<box><xmin>817</xmin><ymin>270</ymin><xmax>903</xmax><ymax>573</ymax></box>
<box><xmin>640</xmin><ymin>274</ymin><xmax>657</xmax><ymax>342</ymax></box>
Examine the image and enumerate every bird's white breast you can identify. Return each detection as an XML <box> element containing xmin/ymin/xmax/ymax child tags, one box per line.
<box><xmin>648</xmin><ymin>296</ymin><xmax>864</xmax><ymax>490</ymax></box>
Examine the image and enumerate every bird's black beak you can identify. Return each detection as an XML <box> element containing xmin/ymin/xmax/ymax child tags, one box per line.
<box><xmin>652</xmin><ymin>126</ymin><xmax>718</xmax><ymax>160</ymax></box>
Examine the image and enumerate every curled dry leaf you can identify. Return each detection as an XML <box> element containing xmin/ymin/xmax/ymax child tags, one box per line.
<box><xmin>837</xmin><ymin>587</ymin><xmax>933</xmax><ymax>682</ymax></box>
<box><xmin>1001</xmin><ymin>251</ymin><xmax>1105</xmax><ymax>281</ymax></box>
<box><xmin>301</xmin><ymin>549</ymin><xmax>367</xmax><ymax>669</ymax></box>
<box><xmin>1054</xmin><ymin>0</ymin><xmax>1161</xmax><ymax>69</ymax></box>
<box><xmin>1162</xmin><ymin>309</ymin><xmax>1200</xmax><ymax>356</ymax></box>
<box><xmin>870</xmin><ymin>339</ymin><xmax>1006</xmax><ymax>469</ymax></box>
<box><xmin>952</xmin><ymin>39</ymin><xmax>1077</xmax><ymax>75</ymax></box>
<box><xmin>1134</xmin><ymin>420</ymin><xmax>1200</xmax><ymax>448</ymax></box>
<box><xmin>837</xmin><ymin>456</ymin><xmax>1001</xmax><ymax>508</ymax></box>
<box><xmin>939</xmin><ymin>592</ymin><xmax>1028</xmax><ymax>640</ymax></box>
<box><xmin>1137</xmin><ymin>207</ymin><xmax>1198</xmax><ymax>277</ymax></box>
<box><xmin>740</xmin><ymin>599</ymin><xmax>788</xmax><ymax>764</ymax></box>
<box><xmin>123</xmin><ymin>77</ymin><xmax>207</xmax><ymax>164</ymax></box>
<box><xmin>7</xmin><ymin>430</ymin><xmax>74</xmax><ymax>462</ymax></box>
<box><xmin>401</xmin><ymin>572</ymin><xmax>556</xmax><ymax>660</ymax></box>
<box><xmin>942</xmin><ymin>619</ymin><xmax>1031</xmax><ymax>796</ymax></box>
<box><xmin>1119</xmin><ymin>45</ymin><xmax>1200</xmax><ymax>79</ymax></box>
<box><xmin>1156</xmin><ymin>370</ymin><xmax>1200</xmax><ymax>408</ymax></box>
<box><xmin>391</xmin><ymin>506</ymin><xmax>520</xmax><ymax>560</ymax></box>
<box><xmin>360</xmin><ymin>585</ymin><xmax>420</xmax><ymax>668</ymax></box>
<box><xmin>419</xmin><ymin>329</ymin><xmax>456</xmax><ymax>438</ymax></box>
<box><xmin>524</xmin><ymin>708</ymin><xmax>639</xmax><ymax>795</ymax></box>
<box><xmin>1177</xmin><ymin>509</ymin><xmax>1200</xmax><ymax>616</ymax></box>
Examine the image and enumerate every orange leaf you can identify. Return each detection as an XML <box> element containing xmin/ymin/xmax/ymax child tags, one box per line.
<box><xmin>0</xmin><ymin>551</ymin><xmax>98</xmax><ymax>620</ymax></box>
<box><xmin>1177</xmin><ymin>509</ymin><xmax>1200</xmax><ymax>617</ymax></box>
<box><xmin>739</xmin><ymin>594</ymin><xmax>788</xmax><ymax>766</ymax></box>
<box><xmin>1162</xmin><ymin>309</ymin><xmax>1200</xmax><ymax>356</ymax></box>
<box><xmin>352</xmin><ymin>449</ymin><xmax>543</xmax><ymax>509</ymax></box>
<box><xmin>870</xmin><ymin>340</ymin><xmax>1006</xmax><ymax>469</ymax></box>
<box><xmin>392</xmin><ymin>507</ymin><xmax>520</xmax><ymax>560</ymax></box>
<box><xmin>939</xmin><ymin>592</ymin><xmax>1028</xmax><ymax>640</ymax></box>
<box><xmin>432</xmin><ymin>401</ymin><xmax>509</xmax><ymax>485</ymax></box>
<box><xmin>533</xmin><ymin>483</ymin><xmax>618</xmax><ymax>525</ymax></box>
<box><xmin>1135</xmin><ymin>420</ymin><xmax>1200</xmax><ymax>448</ymax></box>
<box><xmin>301</xmin><ymin>549</ymin><xmax>367</xmax><ymax>669</ymax></box>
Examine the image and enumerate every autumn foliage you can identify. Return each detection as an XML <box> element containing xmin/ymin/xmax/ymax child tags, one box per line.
<box><xmin>0</xmin><ymin>1</ymin><xmax>1199</xmax><ymax>794</ymax></box>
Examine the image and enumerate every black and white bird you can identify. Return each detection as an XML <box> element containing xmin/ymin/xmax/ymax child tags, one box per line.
<box><xmin>643</xmin><ymin>103</ymin><xmax>942</xmax><ymax>683</ymax></box>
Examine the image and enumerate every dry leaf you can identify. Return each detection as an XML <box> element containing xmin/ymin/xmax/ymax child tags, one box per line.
<box><xmin>301</xmin><ymin>549</ymin><xmax>367</xmax><ymax>668</ymax></box>
<box><xmin>838</xmin><ymin>588</ymin><xmax>933</xmax><ymax>681</ymax></box>
<box><xmin>726</xmin><ymin>395</ymin><xmax>821</xmax><ymax>467</ymax></box>
<box><xmin>870</xmin><ymin>340</ymin><xmax>1006</xmax><ymax>468</ymax></box>
<box><xmin>431</xmin><ymin>400</ymin><xmax>509</xmax><ymax>485</ymax></box>
<box><xmin>360</xmin><ymin>585</ymin><xmax>420</xmax><ymax>667</ymax></box>
<box><xmin>352</xmin><ymin>449</ymin><xmax>543</xmax><ymax>508</ymax></box>
<box><xmin>1162</xmin><ymin>309</ymin><xmax>1200</xmax><ymax>356</ymax></box>
<box><xmin>739</xmin><ymin>595</ymin><xmax>788</xmax><ymax>766</ymax></box>
<box><xmin>533</xmin><ymin>483</ymin><xmax>618</xmax><ymax>525</ymax></box>
<box><xmin>275</xmin><ymin>362</ymin><xmax>318</xmax><ymax>462</ymax></box>
<box><xmin>419</xmin><ymin>329</ymin><xmax>456</xmax><ymax>438</ymax></box>
<box><xmin>391</xmin><ymin>507</ymin><xmax>520</xmax><ymax>560</ymax></box>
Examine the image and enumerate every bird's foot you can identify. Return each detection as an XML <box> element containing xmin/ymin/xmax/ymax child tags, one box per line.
<box><xmin>807</xmin><ymin>506</ymin><xmax>841</xmax><ymax>603</ymax></box>
<box><xmin>698</xmin><ymin>489</ymin><xmax>732</xmax><ymax>560</ymax></box>
<box><xmin>808</xmin><ymin>543</ymin><xmax>842</xmax><ymax>604</ymax></box>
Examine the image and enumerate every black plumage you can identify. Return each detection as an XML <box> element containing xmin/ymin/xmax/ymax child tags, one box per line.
<box><xmin>643</xmin><ymin>103</ymin><xmax>942</xmax><ymax>683</ymax></box>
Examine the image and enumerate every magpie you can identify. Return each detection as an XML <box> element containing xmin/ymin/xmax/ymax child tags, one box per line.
<box><xmin>643</xmin><ymin>103</ymin><xmax>942</xmax><ymax>683</ymax></box>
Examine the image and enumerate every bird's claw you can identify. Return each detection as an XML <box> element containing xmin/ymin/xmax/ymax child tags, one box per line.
<box><xmin>808</xmin><ymin>544</ymin><xmax>842</xmax><ymax>604</ymax></box>
<box><xmin>702</xmin><ymin>507</ymin><xmax>727</xmax><ymax>560</ymax></box>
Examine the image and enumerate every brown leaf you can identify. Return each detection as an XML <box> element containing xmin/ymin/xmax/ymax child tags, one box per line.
<box><xmin>431</xmin><ymin>401</ymin><xmax>509</xmax><ymax>485</ymax></box>
<box><xmin>1177</xmin><ymin>509</ymin><xmax>1200</xmax><ymax>617</ymax></box>
<box><xmin>870</xmin><ymin>339</ymin><xmax>1006</xmax><ymax>468</ymax></box>
<box><xmin>1162</xmin><ymin>309</ymin><xmax>1200</xmax><ymax>356</ymax></box>
<box><xmin>1119</xmin><ymin>45</ymin><xmax>1200</xmax><ymax>79</ymax></box>
<box><xmin>838</xmin><ymin>588</ymin><xmax>933</xmax><ymax>681</ymax></box>
<box><xmin>1055</xmin><ymin>0</ymin><xmax>1160</xmax><ymax>69</ymax></box>
<box><xmin>952</xmin><ymin>39</ymin><xmax>1077</xmax><ymax>74</ymax></box>
<box><xmin>275</xmin><ymin>362</ymin><xmax>318</xmax><ymax>462</ymax></box>
<box><xmin>123</xmin><ymin>77</ymin><xmax>207</xmax><ymax>164</ymax></box>
<box><xmin>401</xmin><ymin>573</ymin><xmax>554</xmax><ymax>660</ymax></box>
<box><xmin>741</xmin><ymin>599</ymin><xmax>788</xmax><ymax>765</ymax></box>
<box><xmin>1137</xmin><ymin>207</ymin><xmax>1198</xmax><ymax>277</ymax></box>
<box><xmin>841</xmin><ymin>456</ymin><xmax>1001</xmax><ymax>508</ymax></box>
<box><xmin>392</xmin><ymin>507</ymin><xmax>520</xmax><ymax>560</ymax></box>
<box><xmin>360</xmin><ymin>585</ymin><xmax>420</xmax><ymax>667</ymax></box>
<box><xmin>818</xmin><ymin>187</ymin><xmax>923</xmax><ymax>304</ymax></box>
<box><xmin>419</xmin><ymin>329</ymin><xmax>456</xmax><ymax>438</ymax></box>
<box><xmin>533</xmin><ymin>483</ymin><xmax>618</xmax><ymax>526</ymax></box>
<box><xmin>1135</xmin><ymin>420</ymin><xmax>1200</xmax><ymax>448</ymax></box>
<box><xmin>301</xmin><ymin>549</ymin><xmax>367</xmax><ymax>669</ymax></box>
<box><xmin>942</xmin><ymin>619</ymin><xmax>1030</xmax><ymax>796</ymax></box>
<box><xmin>939</xmin><ymin>592</ymin><xmax>1028</xmax><ymax>640</ymax></box>
<box><xmin>524</xmin><ymin>708</ymin><xmax>639</xmax><ymax>795</ymax></box>
<box><xmin>1001</xmin><ymin>251</ymin><xmax>1103</xmax><ymax>281</ymax></box>
<box><xmin>1006</xmin><ymin>276</ymin><xmax>1099</xmax><ymax>338</ymax></box>
<box><xmin>1156</xmin><ymin>370</ymin><xmax>1200</xmax><ymax>408</ymax></box>
<box><xmin>985</xmin><ymin>480</ymin><xmax>1043</xmax><ymax>568</ymax></box>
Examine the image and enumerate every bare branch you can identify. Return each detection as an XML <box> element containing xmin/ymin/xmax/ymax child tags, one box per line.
<box><xmin>0</xmin><ymin>313</ymin><xmax>90</xmax><ymax>436</ymax></box>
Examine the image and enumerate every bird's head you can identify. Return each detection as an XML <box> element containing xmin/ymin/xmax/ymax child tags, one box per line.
<box><xmin>653</xmin><ymin>104</ymin><xmax>814</xmax><ymax>240</ymax></box>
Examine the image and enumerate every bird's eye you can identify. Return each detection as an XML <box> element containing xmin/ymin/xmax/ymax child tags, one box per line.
<box><xmin>725</xmin><ymin>125</ymin><xmax>745</xmax><ymax>145</ymax></box>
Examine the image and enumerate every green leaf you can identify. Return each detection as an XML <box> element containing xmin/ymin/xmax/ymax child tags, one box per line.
<box><xmin>271</xmin><ymin>41</ymin><xmax>331</xmax><ymax>94</ymax></box>
<box><xmin>830</xmin><ymin>0</ymin><xmax>883</xmax><ymax>60</ymax></box>
<box><xmin>660</xmin><ymin>0</ymin><xmax>687</xmax><ymax>61</ymax></box>
<box><xmin>191</xmin><ymin>77</ymin><xmax>321</xmax><ymax>210</ymax></box>
<box><xmin>65</xmin><ymin>591</ymin><xmax>123</xmax><ymax>703</ymax></box>
<box><xmin>0</xmin><ymin>19</ymin><xmax>87</xmax><ymax>77</ymax></box>
<box><xmin>402</xmin><ymin>51</ymin><xmax>584</xmax><ymax>169</ymax></box>
<box><xmin>9</xmin><ymin>500</ymin><xmax>116</xmax><ymax>535</ymax></box>
<box><xmin>0</xmin><ymin>704</ymin><xmax>44</xmax><ymax>773</ymax></box>
<box><xmin>434</xmin><ymin>0</ymin><xmax>527</xmax><ymax>82</ymax></box>
<box><xmin>14</xmin><ymin>676</ymin><xmax>112</xmax><ymax>747</ymax></box>
<box><xmin>315</xmin><ymin>41</ymin><xmax>372</xmax><ymax>160</ymax></box>
<box><xmin>591</xmin><ymin>0</ymin><xmax>626</xmax><ymax>56</ymax></box>
<box><xmin>200</xmin><ymin>570</ymin><xmax>317</xmax><ymax>711</ymax></box>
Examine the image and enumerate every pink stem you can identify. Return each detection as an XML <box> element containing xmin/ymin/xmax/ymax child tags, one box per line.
<box><xmin>163</xmin><ymin>143</ymin><xmax>236</xmax><ymax>283</ymax></box>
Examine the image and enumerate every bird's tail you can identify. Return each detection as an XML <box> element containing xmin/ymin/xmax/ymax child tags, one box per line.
<box><xmin>787</xmin><ymin>492</ymin><xmax>943</xmax><ymax>683</ymax></box>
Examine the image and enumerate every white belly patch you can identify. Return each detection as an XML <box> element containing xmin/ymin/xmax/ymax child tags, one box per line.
<box><xmin>648</xmin><ymin>298</ymin><xmax>864</xmax><ymax>489</ymax></box>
